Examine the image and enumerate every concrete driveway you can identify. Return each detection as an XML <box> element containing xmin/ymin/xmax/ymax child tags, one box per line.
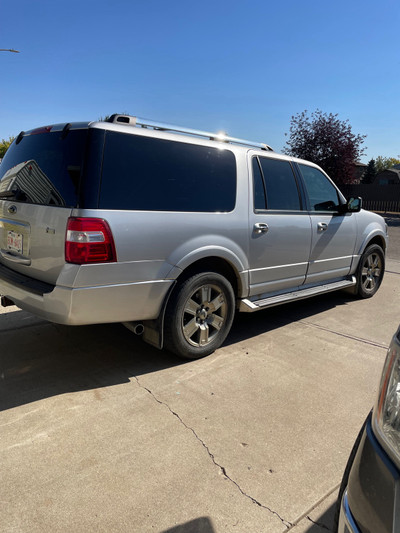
<box><xmin>1</xmin><ymin>228</ymin><xmax>399</xmax><ymax>533</ymax></box>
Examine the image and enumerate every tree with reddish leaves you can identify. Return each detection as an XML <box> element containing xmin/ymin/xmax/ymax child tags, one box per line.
<box><xmin>282</xmin><ymin>110</ymin><xmax>367</xmax><ymax>185</ymax></box>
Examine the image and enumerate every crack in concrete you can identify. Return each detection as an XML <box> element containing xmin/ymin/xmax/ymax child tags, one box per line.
<box><xmin>133</xmin><ymin>375</ymin><xmax>292</xmax><ymax>529</ymax></box>
<box><xmin>300</xmin><ymin>321</ymin><xmax>389</xmax><ymax>350</ymax></box>
<box><xmin>306</xmin><ymin>515</ymin><xmax>331</xmax><ymax>531</ymax></box>
<box><xmin>285</xmin><ymin>483</ymin><xmax>340</xmax><ymax>532</ymax></box>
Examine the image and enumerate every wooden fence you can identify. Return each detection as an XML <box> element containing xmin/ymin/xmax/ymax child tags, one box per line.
<box><xmin>340</xmin><ymin>184</ymin><xmax>400</xmax><ymax>213</ymax></box>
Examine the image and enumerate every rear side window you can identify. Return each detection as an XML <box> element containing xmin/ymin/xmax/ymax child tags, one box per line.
<box><xmin>253</xmin><ymin>156</ymin><xmax>301</xmax><ymax>210</ymax></box>
<box><xmin>0</xmin><ymin>129</ymin><xmax>87</xmax><ymax>207</ymax></box>
<box><xmin>252</xmin><ymin>157</ymin><xmax>267</xmax><ymax>210</ymax></box>
<box><xmin>99</xmin><ymin>132</ymin><xmax>236</xmax><ymax>212</ymax></box>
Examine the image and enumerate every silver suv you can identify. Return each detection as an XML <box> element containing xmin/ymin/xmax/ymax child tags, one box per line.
<box><xmin>0</xmin><ymin>114</ymin><xmax>388</xmax><ymax>359</ymax></box>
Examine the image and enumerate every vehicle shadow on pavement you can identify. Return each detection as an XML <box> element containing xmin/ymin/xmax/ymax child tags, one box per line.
<box><xmin>161</xmin><ymin>516</ymin><xmax>215</xmax><ymax>533</ymax></box>
<box><xmin>0</xmin><ymin>310</ymin><xmax>184</xmax><ymax>412</ymax></box>
<box><xmin>299</xmin><ymin>500</ymin><xmax>336</xmax><ymax>532</ymax></box>
<box><xmin>0</xmin><ymin>291</ymin><xmax>352</xmax><ymax>413</ymax></box>
<box><xmin>226</xmin><ymin>290</ymin><xmax>352</xmax><ymax>347</ymax></box>
<box><xmin>384</xmin><ymin>214</ymin><xmax>400</xmax><ymax>227</ymax></box>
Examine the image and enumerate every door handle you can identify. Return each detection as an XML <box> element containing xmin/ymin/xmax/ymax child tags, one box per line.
<box><xmin>317</xmin><ymin>222</ymin><xmax>328</xmax><ymax>232</ymax></box>
<box><xmin>254</xmin><ymin>223</ymin><xmax>269</xmax><ymax>234</ymax></box>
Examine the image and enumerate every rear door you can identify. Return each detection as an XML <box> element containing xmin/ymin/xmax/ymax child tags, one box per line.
<box><xmin>0</xmin><ymin>126</ymin><xmax>88</xmax><ymax>284</ymax></box>
<box><xmin>248</xmin><ymin>154</ymin><xmax>312</xmax><ymax>296</ymax></box>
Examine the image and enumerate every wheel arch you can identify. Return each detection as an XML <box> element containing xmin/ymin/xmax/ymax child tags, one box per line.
<box><xmin>356</xmin><ymin>230</ymin><xmax>387</xmax><ymax>262</ymax></box>
<box><xmin>173</xmin><ymin>256</ymin><xmax>242</xmax><ymax>299</ymax></box>
<box><xmin>142</xmin><ymin>255</ymin><xmax>244</xmax><ymax>351</ymax></box>
<box><xmin>363</xmin><ymin>234</ymin><xmax>387</xmax><ymax>253</ymax></box>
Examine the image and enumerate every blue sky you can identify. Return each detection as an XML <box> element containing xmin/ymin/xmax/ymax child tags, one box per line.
<box><xmin>0</xmin><ymin>0</ymin><xmax>399</xmax><ymax>161</ymax></box>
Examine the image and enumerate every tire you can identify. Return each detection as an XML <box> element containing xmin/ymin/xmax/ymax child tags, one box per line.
<box><xmin>356</xmin><ymin>244</ymin><xmax>385</xmax><ymax>298</ymax></box>
<box><xmin>164</xmin><ymin>272</ymin><xmax>235</xmax><ymax>360</ymax></box>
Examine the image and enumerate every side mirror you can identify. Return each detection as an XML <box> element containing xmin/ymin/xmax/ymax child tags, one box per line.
<box><xmin>347</xmin><ymin>196</ymin><xmax>362</xmax><ymax>212</ymax></box>
<box><xmin>338</xmin><ymin>197</ymin><xmax>362</xmax><ymax>214</ymax></box>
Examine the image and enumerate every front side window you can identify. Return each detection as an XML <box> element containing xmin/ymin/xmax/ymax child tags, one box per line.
<box><xmin>254</xmin><ymin>157</ymin><xmax>301</xmax><ymax>211</ymax></box>
<box><xmin>99</xmin><ymin>132</ymin><xmax>237</xmax><ymax>212</ymax></box>
<box><xmin>299</xmin><ymin>164</ymin><xmax>340</xmax><ymax>211</ymax></box>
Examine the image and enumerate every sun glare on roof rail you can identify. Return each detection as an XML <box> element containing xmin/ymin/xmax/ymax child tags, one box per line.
<box><xmin>216</xmin><ymin>131</ymin><xmax>227</xmax><ymax>141</ymax></box>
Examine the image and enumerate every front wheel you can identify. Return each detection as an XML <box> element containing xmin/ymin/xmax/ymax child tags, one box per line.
<box><xmin>356</xmin><ymin>244</ymin><xmax>385</xmax><ymax>298</ymax></box>
<box><xmin>164</xmin><ymin>272</ymin><xmax>235</xmax><ymax>360</ymax></box>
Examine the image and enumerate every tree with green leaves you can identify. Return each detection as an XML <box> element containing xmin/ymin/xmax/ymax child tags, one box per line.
<box><xmin>0</xmin><ymin>136</ymin><xmax>15</xmax><ymax>158</ymax></box>
<box><xmin>375</xmin><ymin>156</ymin><xmax>400</xmax><ymax>174</ymax></box>
<box><xmin>282</xmin><ymin>110</ymin><xmax>367</xmax><ymax>184</ymax></box>
<box><xmin>362</xmin><ymin>159</ymin><xmax>377</xmax><ymax>184</ymax></box>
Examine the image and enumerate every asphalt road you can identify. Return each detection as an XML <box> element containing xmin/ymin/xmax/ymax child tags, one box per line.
<box><xmin>1</xmin><ymin>225</ymin><xmax>399</xmax><ymax>533</ymax></box>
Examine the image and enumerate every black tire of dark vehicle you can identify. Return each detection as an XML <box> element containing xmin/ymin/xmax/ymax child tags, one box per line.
<box><xmin>164</xmin><ymin>272</ymin><xmax>235</xmax><ymax>360</ymax></box>
<box><xmin>356</xmin><ymin>244</ymin><xmax>385</xmax><ymax>298</ymax></box>
<box><xmin>332</xmin><ymin>413</ymin><xmax>370</xmax><ymax>532</ymax></box>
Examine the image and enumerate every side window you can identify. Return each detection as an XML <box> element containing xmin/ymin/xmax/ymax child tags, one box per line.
<box><xmin>99</xmin><ymin>132</ymin><xmax>237</xmax><ymax>212</ymax></box>
<box><xmin>252</xmin><ymin>157</ymin><xmax>266</xmax><ymax>210</ymax></box>
<box><xmin>258</xmin><ymin>157</ymin><xmax>301</xmax><ymax>210</ymax></box>
<box><xmin>298</xmin><ymin>164</ymin><xmax>340</xmax><ymax>211</ymax></box>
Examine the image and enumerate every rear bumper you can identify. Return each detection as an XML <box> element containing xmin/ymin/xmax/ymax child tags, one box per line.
<box><xmin>0</xmin><ymin>264</ymin><xmax>173</xmax><ymax>325</ymax></box>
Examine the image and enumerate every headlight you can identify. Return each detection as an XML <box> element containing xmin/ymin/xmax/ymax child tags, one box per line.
<box><xmin>373</xmin><ymin>325</ymin><xmax>400</xmax><ymax>464</ymax></box>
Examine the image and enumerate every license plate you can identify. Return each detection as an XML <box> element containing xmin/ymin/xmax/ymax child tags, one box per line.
<box><xmin>7</xmin><ymin>231</ymin><xmax>23</xmax><ymax>254</ymax></box>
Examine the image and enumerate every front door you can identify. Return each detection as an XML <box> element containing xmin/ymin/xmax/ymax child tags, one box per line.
<box><xmin>297</xmin><ymin>164</ymin><xmax>357</xmax><ymax>284</ymax></box>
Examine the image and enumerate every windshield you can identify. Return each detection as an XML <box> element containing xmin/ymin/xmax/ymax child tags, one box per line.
<box><xmin>0</xmin><ymin>128</ymin><xmax>88</xmax><ymax>207</ymax></box>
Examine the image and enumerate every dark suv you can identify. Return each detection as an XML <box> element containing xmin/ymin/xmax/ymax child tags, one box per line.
<box><xmin>336</xmin><ymin>325</ymin><xmax>400</xmax><ymax>532</ymax></box>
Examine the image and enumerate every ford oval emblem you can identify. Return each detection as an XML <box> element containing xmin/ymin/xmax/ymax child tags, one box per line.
<box><xmin>8</xmin><ymin>205</ymin><xmax>17</xmax><ymax>214</ymax></box>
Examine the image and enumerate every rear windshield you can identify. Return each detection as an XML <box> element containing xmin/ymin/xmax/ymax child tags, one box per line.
<box><xmin>0</xmin><ymin>129</ymin><xmax>88</xmax><ymax>207</ymax></box>
<box><xmin>99</xmin><ymin>131</ymin><xmax>237</xmax><ymax>212</ymax></box>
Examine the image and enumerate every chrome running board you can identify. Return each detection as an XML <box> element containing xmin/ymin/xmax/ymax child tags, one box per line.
<box><xmin>239</xmin><ymin>277</ymin><xmax>356</xmax><ymax>312</ymax></box>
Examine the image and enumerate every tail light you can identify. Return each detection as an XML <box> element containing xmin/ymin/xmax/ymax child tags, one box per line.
<box><xmin>65</xmin><ymin>217</ymin><xmax>117</xmax><ymax>264</ymax></box>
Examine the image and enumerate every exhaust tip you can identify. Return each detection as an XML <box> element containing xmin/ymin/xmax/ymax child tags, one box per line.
<box><xmin>133</xmin><ymin>323</ymin><xmax>144</xmax><ymax>335</ymax></box>
<box><xmin>122</xmin><ymin>321</ymin><xmax>144</xmax><ymax>336</ymax></box>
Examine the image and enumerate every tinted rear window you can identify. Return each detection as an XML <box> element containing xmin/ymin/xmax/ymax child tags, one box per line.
<box><xmin>0</xmin><ymin>129</ymin><xmax>87</xmax><ymax>207</ymax></box>
<box><xmin>258</xmin><ymin>157</ymin><xmax>301</xmax><ymax>210</ymax></box>
<box><xmin>99</xmin><ymin>132</ymin><xmax>237</xmax><ymax>212</ymax></box>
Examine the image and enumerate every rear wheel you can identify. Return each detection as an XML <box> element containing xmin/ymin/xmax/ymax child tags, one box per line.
<box><xmin>356</xmin><ymin>244</ymin><xmax>384</xmax><ymax>298</ymax></box>
<box><xmin>164</xmin><ymin>272</ymin><xmax>235</xmax><ymax>360</ymax></box>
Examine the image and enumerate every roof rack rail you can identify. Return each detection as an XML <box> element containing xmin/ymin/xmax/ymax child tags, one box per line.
<box><xmin>106</xmin><ymin>114</ymin><xmax>273</xmax><ymax>151</ymax></box>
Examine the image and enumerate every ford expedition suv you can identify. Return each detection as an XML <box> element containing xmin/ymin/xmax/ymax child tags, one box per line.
<box><xmin>0</xmin><ymin>114</ymin><xmax>388</xmax><ymax>359</ymax></box>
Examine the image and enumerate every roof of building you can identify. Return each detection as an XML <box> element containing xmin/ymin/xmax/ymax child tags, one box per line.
<box><xmin>374</xmin><ymin>168</ymin><xmax>400</xmax><ymax>183</ymax></box>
